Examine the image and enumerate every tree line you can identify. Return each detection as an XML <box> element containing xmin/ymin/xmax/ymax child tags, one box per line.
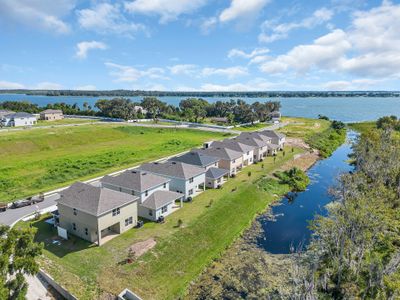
<box><xmin>0</xmin><ymin>98</ymin><xmax>281</xmax><ymax>124</ymax></box>
<box><xmin>292</xmin><ymin>123</ymin><xmax>400</xmax><ymax>299</ymax></box>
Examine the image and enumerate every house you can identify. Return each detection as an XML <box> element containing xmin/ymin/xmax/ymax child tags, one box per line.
<box><xmin>209</xmin><ymin>140</ymin><xmax>255</xmax><ymax>166</ymax></box>
<box><xmin>235</xmin><ymin>133</ymin><xmax>270</xmax><ymax>160</ymax></box>
<box><xmin>137</xmin><ymin>161</ymin><xmax>206</xmax><ymax>200</ymax></box>
<box><xmin>101</xmin><ymin>170</ymin><xmax>184</xmax><ymax>221</ymax></box>
<box><xmin>56</xmin><ymin>182</ymin><xmax>139</xmax><ymax>246</ymax></box>
<box><xmin>134</xmin><ymin>106</ymin><xmax>147</xmax><ymax>115</ymax></box>
<box><xmin>269</xmin><ymin>111</ymin><xmax>281</xmax><ymax>123</ymax></box>
<box><xmin>169</xmin><ymin>151</ymin><xmax>229</xmax><ymax>188</ymax></box>
<box><xmin>193</xmin><ymin>147</ymin><xmax>243</xmax><ymax>176</ymax></box>
<box><xmin>1</xmin><ymin>112</ymin><xmax>37</xmax><ymax>127</ymax></box>
<box><xmin>259</xmin><ymin>130</ymin><xmax>286</xmax><ymax>150</ymax></box>
<box><xmin>40</xmin><ymin>109</ymin><xmax>64</xmax><ymax>121</ymax></box>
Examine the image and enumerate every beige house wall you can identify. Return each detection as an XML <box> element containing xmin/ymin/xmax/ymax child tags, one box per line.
<box><xmin>217</xmin><ymin>157</ymin><xmax>243</xmax><ymax>176</ymax></box>
<box><xmin>40</xmin><ymin>113</ymin><xmax>64</xmax><ymax>121</ymax></box>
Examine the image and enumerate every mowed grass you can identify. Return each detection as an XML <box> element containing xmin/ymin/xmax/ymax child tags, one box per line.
<box><xmin>278</xmin><ymin>116</ymin><xmax>331</xmax><ymax>139</ymax></box>
<box><xmin>19</xmin><ymin>148</ymin><xmax>301</xmax><ymax>299</ymax></box>
<box><xmin>34</xmin><ymin>118</ymin><xmax>98</xmax><ymax>126</ymax></box>
<box><xmin>0</xmin><ymin>124</ymin><xmax>229</xmax><ymax>203</ymax></box>
<box><xmin>235</xmin><ymin>122</ymin><xmax>269</xmax><ymax>131</ymax></box>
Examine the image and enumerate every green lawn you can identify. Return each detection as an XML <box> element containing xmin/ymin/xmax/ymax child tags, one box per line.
<box><xmin>19</xmin><ymin>148</ymin><xmax>301</xmax><ymax>299</ymax></box>
<box><xmin>348</xmin><ymin>121</ymin><xmax>376</xmax><ymax>134</ymax></box>
<box><xmin>0</xmin><ymin>124</ymin><xmax>230</xmax><ymax>203</ymax></box>
<box><xmin>34</xmin><ymin>118</ymin><xmax>98</xmax><ymax>126</ymax></box>
<box><xmin>234</xmin><ymin>122</ymin><xmax>269</xmax><ymax>131</ymax></box>
<box><xmin>278</xmin><ymin>116</ymin><xmax>331</xmax><ymax>139</ymax></box>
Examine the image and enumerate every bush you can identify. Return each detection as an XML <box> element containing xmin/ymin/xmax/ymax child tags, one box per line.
<box><xmin>274</xmin><ymin>167</ymin><xmax>310</xmax><ymax>192</ymax></box>
<box><xmin>306</xmin><ymin>126</ymin><xmax>346</xmax><ymax>158</ymax></box>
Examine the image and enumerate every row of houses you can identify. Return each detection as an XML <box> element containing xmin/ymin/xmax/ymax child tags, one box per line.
<box><xmin>0</xmin><ymin>109</ymin><xmax>63</xmax><ymax>127</ymax></box>
<box><xmin>55</xmin><ymin>129</ymin><xmax>286</xmax><ymax>246</ymax></box>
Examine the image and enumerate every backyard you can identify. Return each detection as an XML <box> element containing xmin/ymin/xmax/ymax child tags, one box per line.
<box><xmin>19</xmin><ymin>147</ymin><xmax>302</xmax><ymax>299</ymax></box>
<box><xmin>0</xmin><ymin>124</ymin><xmax>230</xmax><ymax>203</ymax></box>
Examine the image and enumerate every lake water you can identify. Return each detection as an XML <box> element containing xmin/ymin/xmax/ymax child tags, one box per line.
<box><xmin>257</xmin><ymin>131</ymin><xmax>356</xmax><ymax>254</ymax></box>
<box><xmin>1</xmin><ymin>94</ymin><xmax>400</xmax><ymax>122</ymax></box>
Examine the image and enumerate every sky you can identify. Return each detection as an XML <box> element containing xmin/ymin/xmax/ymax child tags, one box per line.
<box><xmin>0</xmin><ymin>0</ymin><xmax>399</xmax><ymax>91</ymax></box>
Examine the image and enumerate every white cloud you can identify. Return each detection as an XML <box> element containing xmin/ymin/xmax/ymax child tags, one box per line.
<box><xmin>77</xmin><ymin>3</ymin><xmax>146</xmax><ymax>36</ymax></box>
<box><xmin>0</xmin><ymin>81</ymin><xmax>25</xmax><ymax>89</ymax></box>
<box><xmin>76</xmin><ymin>41</ymin><xmax>107</xmax><ymax>59</ymax></box>
<box><xmin>259</xmin><ymin>2</ymin><xmax>400</xmax><ymax>79</ymax></box>
<box><xmin>75</xmin><ymin>85</ymin><xmax>97</xmax><ymax>90</ymax></box>
<box><xmin>0</xmin><ymin>0</ymin><xmax>73</xmax><ymax>34</ymax></box>
<box><xmin>228</xmin><ymin>47</ymin><xmax>269</xmax><ymax>59</ymax></box>
<box><xmin>168</xmin><ymin>64</ymin><xmax>198</xmax><ymax>75</ymax></box>
<box><xmin>201</xmin><ymin>66</ymin><xmax>249</xmax><ymax>79</ymax></box>
<box><xmin>124</xmin><ymin>0</ymin><xmax>207</xmax><ymax>23</ymax></box>
<box><xmin>200</xmin><ymin>17</ymin><xmax>217</xmax><ymax>34</ymax></box>
<box><xmin>200</xmin><ymin>78</ymin><xmax>286</xmax><ymax>91</ymax></box>
<box><xmin>323</xmin><ymin>79</ymin><xmax>382</xmax><ymax>91</ymax></box>
<box><xmin>105</xmin><ymin>62</ymin><xmax>168</xmax><ymax>82</ymax></box>
<box><xmin>35</xmin><ymin>82</ymin><xmax>63</xmax><ymax>90</ymax></box>
<box><xmin>259</xmin><ymin>8</ymin><xmax>334</xmax><ymax>43</ymax></box>
<box><xmin>219</xmin><ymin>0</ymin><xmax>270</xmax><ymax>23</ymax></box>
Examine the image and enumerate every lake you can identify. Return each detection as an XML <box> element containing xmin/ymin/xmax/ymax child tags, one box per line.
<box><xmin>1</xmin><ymin>94</ymin><xmax>400</xmax><ymax>122</ymax></box>
<box><xmin>257</xmin><ymin>131</ymin><xmax>356</xmax><ymax>254</ymax></box>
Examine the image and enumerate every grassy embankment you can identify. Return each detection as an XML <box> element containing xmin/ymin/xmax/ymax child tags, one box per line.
<box><xmin>234</xmin><ymin>122</ymin><xmax>269</xmax><ymax>131</ymax></box>
<box><xmin>279</xmin><ymin>116</ymin><xmax>347</xmax><ymax>157</ymax></box>
<box><xmin>0</xmin><ymin>124</ymin><xmax>229</xmax><ymax>203</ymax></box>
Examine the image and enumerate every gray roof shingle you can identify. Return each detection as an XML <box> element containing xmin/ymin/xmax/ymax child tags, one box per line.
<box><xmin>211</xmin><ymin>140</ymin><xmax>255</xmax><ymax>153</ymax></box>
<box><xmin>101</xmin><ymin>170</ymin><xmax>169</xmax><ymax>192</ymax></box>
<box><xmin>138</xmin><ymin>161</ymin><xmax>205</xmax><ymax>180</ymax></box>
<box><xmin>41</xmin><ymin>109</ymin><xmax>63</xmax><ymax>114</ymax></box>
<box><xmin>4</xmin><ymin>112</ymin><xmax>35</xmax><ymax>119</ymax></box>
<box><xmin>57</xmin><ymin>182</ymin><xmax>138</xmax><ymax>216</ymax></box>
<box><xmin>141</xmin><ymin>190</ymin><xmax>183</xmax><ymax>210</ymax></box>
<box><xmin>169</xmin><ymin>151</ymin><xmax>219</xmax><ymax>168</ymax></box>
<box><xmin>192</xmin><ymin>147</ymin><xmax>242</xmax><ymax>161</ymax></box>
<box><xmin>206</xmin><ymin>167</ymin><xmax>229</xmax><ymax>179</ymax></box>
<box><xmin>259</xmin><ymin>130</ymin><xmax>285</xmax><ymax>139</ymax></box>
<box><xmin>234</xmin><ymin>134</ymin><xmax>269</xmax><ymax>148</ymax></box>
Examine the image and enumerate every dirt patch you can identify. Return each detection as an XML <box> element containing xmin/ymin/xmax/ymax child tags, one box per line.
<box><xmin>280</xmin><ymin>150</ymin><xmax>320</xmax><ymax>172</ymax></box>
<box><xmin>129</xmin><ymin>238</ymin><xmax>157</xmax><ymax>258</ymax></box>
<box><xmin>286</xmin><ymin>137</ymin><xmax>311</xmax><ymax>149</ymax></box>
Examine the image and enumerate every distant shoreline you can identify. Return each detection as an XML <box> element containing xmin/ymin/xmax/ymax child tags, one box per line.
<box><xmin>1</xmin><ymin>90</ymin><xmax>400</xmax><ymax>98</ymax></box>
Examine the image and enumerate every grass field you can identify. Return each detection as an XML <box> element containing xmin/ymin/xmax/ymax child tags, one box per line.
<box><xmin>278</xmin><ymin>116</ymin><xmax>331</xmax><ymax>139</ymax></box>
<box><xmin>0</xmin><ymin>124</ymin><xmax>229</xmax><ymax>203</ymax></box>
<box><xmin>19</xmin><ymin>148</ymin><xmax>300</xmax><ymax>299</ymax></box>
<box><xmin>34</xmin><ymin>118</ymin><xmax>98</xmax><ymax>126</ymax></box>
<box><xmin>234</xmin><ymin>122</ymin><xmax>269</xmax><ymax>131</ymax></box>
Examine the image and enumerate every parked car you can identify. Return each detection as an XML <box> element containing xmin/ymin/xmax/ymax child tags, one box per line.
<box><xmin>11</xmin><ymin>199</ymin><xmax>32</xmax><ymax>209</ymax></box>
<box><xmin>0</xmin><ymin>203</ymin><xmax>7</xmax><ymax>212</ymax></box>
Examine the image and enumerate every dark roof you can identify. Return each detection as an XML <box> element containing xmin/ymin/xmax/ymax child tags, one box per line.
<box><xmin>101</xmin><ymin>170</ymin><xmax>169</xmax><ymax>192</ymax></box>
<box><xmin>4</xmin><ymin>112</ymin><xmax>35</xmax><ymax>118</ymax></box>
<box><xmin>234</xmin><ymin>134</ymin><xmax>269</xmax><ymax>148</ymax></box>
<box><xmin>193</xmin><ymin>147</ymin><xmax>242</xmax><ymax>161</ymax></box>
<box><xmin>259</xmin><ymin>130</ymin><xmax>285</xmax><ymax>139</ymax></box>
<box><xmin>206</xmin><ymin>167</ymin><xmax>229</xmax><ymax>179</ymax></box>
<box><xmin>138</xmin><ymin>161</ymin><xmax>205</xmax><ymax>180</ymax></box>
<box><xmin>141</xmin><ymin>190</ymin><xmax>183</xmax><ymax>210</ymax></box>
<box><xmin>57</xmin><ymin>182</ymin><xmax>138</xmax><ymax>216</ymax></box>
<box><xmin>0</xmin><ymin>110</ymin><xmax>14</xmax><ymax>117</ymax></box>
<box><xmin>169</xmin><ymin>151</ymin><xmax>219</xmax><ymax>167</ymax></box>
<box><xmin>211</xmin><ymin>140</ymin><xmax>255</xmax><ymax>153</ymax></box>
<box><xmin>239</xmin><ymin>132</ymin><xmax>272</xmax><ymax>143</ymax></box>
<box><xmin>41</xmin><ymin>109</ymin><xmax>63</xmax><ymax>114</ymax></box>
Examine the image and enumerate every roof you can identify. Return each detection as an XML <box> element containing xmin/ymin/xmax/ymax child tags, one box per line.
<box><xmin>57</xmin><ymin>182</ymin><xmax>138</xmax><ymax>217</ymax></box>
<box><xmin>234</xmin><ymin>134</ymin><xmax>269</xmax><ymax>148</ymax></box>
<box><xmin>101</xmin><ymin>170</ymin><xmax>169</xmax><ymax>192</ymax></box>
<box><xmin>169</xmin><ymin>151</ymin><xmax>219</xmax><ymax>167</ymax></box>
<box><xmin>259</xmin><ymin>130</ymin><xmax>286</xmax><ymax>139</ymax></box>
<box><xmin>0</xmin><ymin>110</ymin><xmax>14</xmax><ymax>117</ymax></box>
<box><xmin>211</xmin><ymin>140</ymin><xmax>255</xmax><ymax>154</ymax></box>
<box><xmin>41</xmin><ymin>109</ymin><xmax>63</xmax><ymax>114</ymax></box>
<box><xmin>140</xmin><ymin>190</ymin><xmax>183</xmax><ymax>210</ymax></box>
<box><xmin>239</xmin><ymin>132</ymin><xmax>272</xmax><ymax>143</ymax></box>
<box><xmin>193</xmin><ymin>147</ymin><xmax>242</xmax><ymax>161</ymax></box>
<box><xmin>4</xmin><ymin>112</ymin><xmax>35</xmax><ymax>119</ymax></box>
<box><xmin>138</xmin><ymin>161</ymin><xmax>205</xmax><ymax>180</ymax></box>
<box><xmin>206</xmin><ymin>167</ymin><xmax>229</xmax><ymax>179</ymax></box>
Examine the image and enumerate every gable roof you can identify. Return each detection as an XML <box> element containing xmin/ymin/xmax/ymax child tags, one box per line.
<box><xmin>211</xmin><ymin>140</ymin><xmax>255</xmax><ymax>153</ymax></box>
<box><xmin>4</xmin><ymin>112</ymin><xmax>35</xmax><ymax>119</ymax></box>
<box><xmin>101</xmin><ymin>170</ymin><xmax>169</xmax><ymax>192</ymax></box>
<box><xmin>138</xmin><ymin>161</ymin><xmax>205</xmax><ymax>180</ymax></box>
<box><xmin>41</xmin><ymin>109</ymin><xmax>63</xmax><ymax>114</ymax></box>
<box><xmin>140</xmin><ymin>190</ymin><xmax>183</xmax><ymax>210</ymax></box>
<box><xmin>57</xmin><ymin>182</ymin><xmax>138</xmax><ymax>217</ymax></box>
<box><xmin>239</xmin><ymin>132</ymin><xmax>272</xmax><ymax>143</ymax></box>
<box><xmin>206</xmin><ymin>167</ymin><xmax>229</xmax><ymax>179</ymax></box>
<box><xmin>169</xmin><ymin>151</ymin><xmax>219</xmax><ymax>167</ymax></box>
<box><xmin>0</xmin><ymin>110</ymin><xmax>14</xmax><ymax>118</ymax></box>
<box><xmin>193</xmin><ymin>146</ymin><xmax>242</xmax><ymax>161</ymax></box>
<box><xmin>234</xmin><ymin>134</ymin><xmax>269</xmax><ymax>148</ymax></box>
<box><xmin>259</xmin><ymin>130</ymin><xmax>285</xmax><ymax>139</ymax></box>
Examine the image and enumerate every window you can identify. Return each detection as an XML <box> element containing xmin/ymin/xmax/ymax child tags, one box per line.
<box><xmin>85</xmin><ymin>228</ymin><xmax>88</xmax><ymax>235</ymax></box>
<box><xmin>161</xmin><ymin>205</ymin><xmax>168</xmax><ymax>213</ymax></box>
<box><xmin>217</xmin><ymin>178</ymin><xmax>222</xmax><ymax>183</ymax></box>
<box><xmin>215</xmin><ymin>163</ymin><xmax>218</xmax><ymax>166</ymax></box>
<box><xmin>189</xmin><ymin>177</ymin><xmax>194</xmax><ymax>183</ymax></box>
<box><xmin>233</xmin><ymin>159</ymin><xmax>236</xmax><ymax>163</ymax></box>
<box><xmin>247</xmin><ymin>151</ymin><xmax>249</xmax><ymax>155</ymax></box>
<box><xmin>112</xmin><ymin>207</ymin><xmax>120</xmax><ymax>216</ymax></box>
<box><xmin>72</xmin><ymin>223</ymin><xmax>76</xmax><ymax>230</ymax></box>
<box><xmin>73</xmin><ymin>208</ymin><xmax>77</xmax><ymax>216</ymax></box>
<box><xmin>125</xmin><ymin>217</ymin><xmax>133</xmax><ymax>226</ymax></box>
<box><xmin>149</xmin><ymin>209</ymin><xmax>153</xmax><ymax>216</ymax></box>
<box><xmin>189</xmin><ymin>189</ymin><xmax>193</xmax><ymax>195</ymax></box>
<box><xmin>163</xmin><ymin>183</ymin><xmax>167</xmax><ymax>188</ymax></box>
<box><xmin>145</xmin><ymin>190</ymin><xmax>148</xmax><ymax>196</ymax></box>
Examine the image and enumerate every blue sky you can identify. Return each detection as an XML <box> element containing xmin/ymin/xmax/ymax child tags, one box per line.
<box><xmin>0</xmin><ymin>0</ymin><xmax>399</xmax><ymax>91</ymax></box>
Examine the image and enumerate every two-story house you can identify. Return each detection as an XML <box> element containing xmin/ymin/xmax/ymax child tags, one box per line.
<box><xmin>169</xmin><ymin>151</ymin><xmax>229</xmax><ymax>189</ymax></box>
<box><xmin>137</xmin><ymin>161</ymin><xmax>206</xmax><ymax>200</ymax></box>
<box><xmin>193</xmin><ymin>147</ymin><xmax>243</xmax><ymax>176</ymax></box>
<box><xmin>40</xmin><ymin>109</ymin><xmax>64</xmax><ymax>121</ymax></box>
<box><xmin>235</xmin><ymin>133</ymin><xmax>270</xmax><ymax>161</ymax></box>
<box><xmin>56</xmin><ymin>182</ymin><xmax>139</xmax><ymax>246</ymax></box>
<box><xmin>101</xmin><ymin>170</ymin><xmax>184</xmax><ymax>221</ymax></box>
<box><xmin>210</xmin><ymin>140</ymin><xmax>255</xmax><ymax>166</ymax></box>
<box><xmin>259</xmin><ymin>130</ymin><xmax>286</xmax><ymax>150</ymax></box>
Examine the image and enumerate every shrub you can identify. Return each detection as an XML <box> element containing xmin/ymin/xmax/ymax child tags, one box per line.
<box><xmin>274</xmin><ymin>167</ymin><xmax>310</xmax><ymax>192</ymax></box>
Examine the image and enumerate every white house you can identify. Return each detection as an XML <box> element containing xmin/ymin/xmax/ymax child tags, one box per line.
<box><xmin>101</xmin><ymin>170</ymin><xmax>184</xmax><ymax>221</ymax></box>
<box><xmin>137</xmin><ymin>161</ymin><xmax>206</xmax><ymax>200</ymax></box>
<box><xmin>1</xmin><ymin>112</ymin><xmax>37</xmax><ymax>127</ymax></box>
<box><xmin>210</xmin><ymin>140</ymin><xmax>255</xmax><ymax>166</ymax></box>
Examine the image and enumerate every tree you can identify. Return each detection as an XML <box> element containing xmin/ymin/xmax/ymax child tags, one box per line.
<box><xmin>179</xmin><ymin>98</ymin><xmax>209</xmax><ymax>123</ymax></box>
<box><xmin>141</xmin><ymin>97</ymin><xmax>166</xmax><ymax>121</ymax></box>
<box><xmin>95</xmin><ymin>98</ymin><xmax>137</xmax><ymax>120</ymax></box>
<box><xmin>0</xmin><ymin>225</ymin><xmax>43</xmax><ymax>299</ymax></box>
